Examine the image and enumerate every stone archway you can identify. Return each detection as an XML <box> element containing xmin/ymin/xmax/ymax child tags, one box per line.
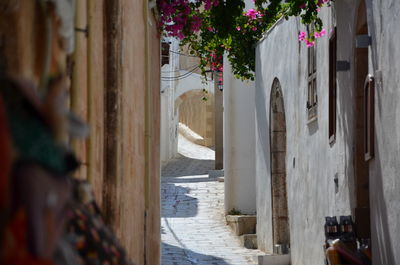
<box><xmin>269</xmin><ymin>78</ymin><xmax>290</xmax><ymax>253</ymax></box>
<box><xmin>175</xmin><ymin>90</ymin><xmax>215</xmax><ymax>147</ymax></box>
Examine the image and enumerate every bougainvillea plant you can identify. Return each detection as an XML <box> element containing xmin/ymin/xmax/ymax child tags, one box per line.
<box><xmin>157</xmin><ymin>0</ymin><xmax>332</xmax><ymax>80</ymax></box>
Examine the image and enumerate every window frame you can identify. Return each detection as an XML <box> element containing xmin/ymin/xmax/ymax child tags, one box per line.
<box><xmin>364</xmin><ymin>74</ymin><xmax>375</xmax><ymax>161</ymax></box>
<box><xmin>307</xmin><ymin>24</ymin><xmax>318</xmax><ymax>121</ymax></box>
<box><xmin>329</xmin><ymin>28</ymin><xmax>337</xmax><ymax>143</ymax></box>
<box><xmin>161</xmin><ymin>42</ymin><xmax>170</xmax><ymax>66</ymax></box>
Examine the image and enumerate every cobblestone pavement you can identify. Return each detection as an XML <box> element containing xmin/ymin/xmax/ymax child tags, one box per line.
<box><xmin>161</xmin><ymin>135</ymin><xmax>262</xmax><ymax>265</ymax></box>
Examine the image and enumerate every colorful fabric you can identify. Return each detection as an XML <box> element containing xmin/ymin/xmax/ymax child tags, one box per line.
<box><xmin>66</xmin><ymin>180</ymin><xmax>133</xmax><ymax>265</ymax></box>
<box><xmin>0</xmin><ymin>77</ymin><xmax>79</xmax><ymax>175</ymax></box>
<box><xmin>2</xmin><ymin>210</ymin><xmax>55</xmax><ymax>265</ymax></box>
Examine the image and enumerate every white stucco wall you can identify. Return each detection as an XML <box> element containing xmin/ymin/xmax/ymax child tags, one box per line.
<box><xmin>160</xmin><ymin>40</ymin><xmax>180</xmax><ymax>165</ymax></box>
<box><xmin>174</xmin><ymin>72</ymin><xmax>213</xmax><ymax>101</ymax></box>
<box><xmin>255</xmin><ymin>6</ymin><xmax>355</xmax><ymax>264</ymax></box>
<box><xmin>160</xmin><ymin>40</ymin><xmax>215</xmax><ymax>165</ymax></box>
<box><xmin>223</xmin><ymin>57</ymin><xmax>256</xmax><ymax>214</ymax></box>
<box><xmin>368</xmin><ymin>0</ymin><xmax>400</xmax><ymax>264</ymax></box>
<box><xmin>255</xmin><ymin>1</ymin><xmax>400</xmax><ymax>264</ymax></box>
<box><xmin>222</xmin><ymin>0</ymin><xmax>257</xmax><ymax>216</ymax></box>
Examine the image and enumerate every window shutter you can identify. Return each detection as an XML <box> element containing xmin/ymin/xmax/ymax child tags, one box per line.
<box><xmin>364</xmin><ymin>75</ymin><xmax>375</xmax><ymax>160</ymax></box>
<box><xmin>329</xmin><ymin>28</ymin><xmax>337</xmax><ymax>143</ymax></box>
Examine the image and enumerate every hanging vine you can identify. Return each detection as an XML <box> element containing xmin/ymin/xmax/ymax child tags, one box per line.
<box><xmin>157</xmin><ymin>0</ymin><xmax>333</xmax><ymax>80</ymax></box>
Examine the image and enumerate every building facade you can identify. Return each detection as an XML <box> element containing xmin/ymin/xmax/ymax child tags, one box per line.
<box><xmin>255</xmin><ymin>0</ymin><xmax>400</xmax><ymax>264</ymax></box>
<box><xmin>0</xmin><ymin>1</ymin><xmax>161</xmax><ymax>264</ymax></box>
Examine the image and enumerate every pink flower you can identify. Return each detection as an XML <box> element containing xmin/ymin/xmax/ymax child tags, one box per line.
<box><xmin>191</xmin><ymin>15</ymin><xmax>202</xmax><ymax>32</ymax></box>
<box><xmin>236</xmin><ymin>26</ymin><xmax>241</xmax><ymax>31</ymax></box>
<box><xmin>318</xmin><ymin>0</ymin><xmax>330</xmax><ymax>6</ymax></box>
<box><xmin>252</xmin><ymin>26</ymin><xmax>257</xmax><ymax>31</ymax></box>
<box><xmin>245</xmin><ymin>8</ymin><xmax>261</xmax><ymax>20</ymax></box>
<box><xmin>306</xmin><ymin>39</ymin><xmax>315</xmax><ymax>47</ymax></box>
<box><xmin>298</xmin><ymin>31</ymin><xmax>306</xmax><ymax>41</ymax></box>
<box><xmin>204</xmin><ymin>0</ymin><xmax>213</xmax><ymax>10</ymax></box>
<box><xmin>314</xmin><ymin>28</ymin><xmax>326</xmax><ymax>38</ymax></box>
<box><xmin>299</xmin><ymin>3</ymin><xmax>306</xmax><ymax>9</ymax></box>
<box><xmin>177</xmin><ymin>32</ymin><xmax>185</xmax><ymax>40</ymax></box>
<box><xmin>204</xmin><ymin>0</ymin><xmax>219</xmax><ymax>10</ymax></box>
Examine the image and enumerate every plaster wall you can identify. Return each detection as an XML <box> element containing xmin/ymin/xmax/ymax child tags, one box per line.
<box><xmin>255</xmin><ymin>6</ymin><xmax>356</xmax><ymax>263</ymax></box>
<box><xmin>179</xmin><ymin>90</ymin><xmax>215</xmax><ymax>147</ymax></box>
<box><xmin>367</xmin><ymin>0</ymin><xmax>400</xmax><ymax>264</ymax></box>
<box><xmin>160</xmin><ymin>40</ymin><xmax>180</xmax><ymax>165</ymax></box>
<box><xmin>223</xmin><ymin>58</ymin><xmax>256</xmax><ymax>214</ymax></box>
<box><xmin>101</xmin><ymin>1</ymin><xmax>161</xmax><ymax>263</ymax></box>
<box><xmin>256</xmin><ymin>1</ymin><xmax>400</xmax><ymax>264</ymax></box>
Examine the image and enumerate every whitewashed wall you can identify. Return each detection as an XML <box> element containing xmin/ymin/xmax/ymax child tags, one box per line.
<box><xmin>222</xmin><ymin>0</ymin><xmax>257</xmax><ymax>215</ymax></box>
<box><xmin>223</xmin><ymin>58</ymin><xmax>256</xmax><ymax>214</ymax></box>
<box><xmin>160</xmin><ymin>40</ymin><xmax>180</xmax><ymax>165</ymax></box>
<box><xmin>368</xmin><ymin>0</ymin><xmax>400</xmax><ymax>264</ymax></box>
<box><xmin>255</xmin><ymin>6</ymin><xmax>355</xmax><ymax>264</ymax></box>
<box><xmin>255</xmin><ymin>1</ymin><xmax>400</xmax><ymax>264</ymax></box>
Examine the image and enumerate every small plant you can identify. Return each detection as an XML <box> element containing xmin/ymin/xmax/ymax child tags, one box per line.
<box><xmin>228</xmin><ymin>208</ymin><xmax>242</xmax><ymax>215</ymax></box>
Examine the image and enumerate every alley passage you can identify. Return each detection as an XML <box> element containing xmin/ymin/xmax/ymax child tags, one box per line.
<box><xmin>161</xmin><ymin>135</ymin><xmax>262</xmax><ymax>265</ymax></box>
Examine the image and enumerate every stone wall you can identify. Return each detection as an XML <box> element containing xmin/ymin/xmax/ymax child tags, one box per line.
<box><xmin>0</xmin><ymin>1</ymin><xmax>161</xmax><ymax>264</ymax></box>
<box><xmin>178</xmin><ymin>90</ymin><xmax>215</xmax><ymax>147</ymax></box>
<box><xmin>73</xmin><ymin>1</ymin><xmax>161</xmax><ymax>264</ymax></box>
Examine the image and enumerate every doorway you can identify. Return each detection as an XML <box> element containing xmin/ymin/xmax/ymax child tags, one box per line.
<box><xmin>353</xmin><ymin>0</ymin><xmax>371</xmax><ymax>240</ymax></box>
<box><xmin>269</xmin><ymin>79</ymin><xmax>291</xmax><ymax>253</ymax></box>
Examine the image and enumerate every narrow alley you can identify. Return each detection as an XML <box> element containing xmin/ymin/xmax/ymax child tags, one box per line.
<box><xmin>161</xmin><ymin>135</ymin><xmax>262</xmax><ymax>265</ymax></box>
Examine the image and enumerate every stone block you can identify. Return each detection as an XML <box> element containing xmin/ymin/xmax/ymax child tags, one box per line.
<box><xmin>226</xmin><ymin>215</ymin><xmax>256</xmax><ymax>236</ymax></box>
<box><xmin>240</xmin><ymin>234</ymin><xmax>258</xmax><ymax>249</ymax></box>
<box><xmin>208</xmin><ymin>169</ymin><xmax>224</xmax><ymax>178</ymax></box>
<box><xmin>271</xmin><ymin>112</ymin><xmax>286</xmax><ymax>131</ymax></box>
<box><xmin>271</xmin><ymin>132</ymin><xmax>286</xmax><ymax>152</ymax></box>
<box><xmin>271</xmin><ymin>152</ymin><xmax>286</xmax><ymax>174</ymax></box>
<box><xmin>257</xmin><ymin>253</ymin><xmax>291</xmax><ymax>265</ymax></box>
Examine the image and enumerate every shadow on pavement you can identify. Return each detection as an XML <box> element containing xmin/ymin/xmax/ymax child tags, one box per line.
<box><xmin>161</xmin><ymin>154</ymin><xmax>214</xmax><ymax>178</ymax></box>
<box><xmin>165</xmin><ymin>176</ymin><xmax>219</xmax><ymax>184</ymax></box>
<box><xmin>161</xmin><ymin>243</ymin><xmax>231</xmax><ymax>265</ymax></box>
<box><xmin>161</xmin><ymin>184</ymin><xmax>198</xmax><ymax>218</ymax></box>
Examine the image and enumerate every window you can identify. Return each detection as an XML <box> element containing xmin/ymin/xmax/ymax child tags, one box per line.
<box><xmin>329</xmin><ymin>28</ymin><xmax>337</xmax><ymax>143</ymax></box>
<box><xmin>364</xmin><ymin>75</ymin><xmax>374</xmax><ymax>161</ymax></box>
<box><xmin>161</xmin><ymin>42</ymin><xmax>170</xmax><ymax>66</ymax></box>
<box><xmin>307</xmin><ymin>24</ymin><xmax>317</xmax><ymax>120</ymax></box>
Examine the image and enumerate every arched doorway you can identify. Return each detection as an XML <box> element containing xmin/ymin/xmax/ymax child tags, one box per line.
<box><xmin>353</xmin><ymin>0</ymin><xmax>371</xmax><ymax>240</ymax></box>
<box><xmin>269</xmin><ymin>79</ymin><xmax>290</xmax><ymax>253</ymax></box>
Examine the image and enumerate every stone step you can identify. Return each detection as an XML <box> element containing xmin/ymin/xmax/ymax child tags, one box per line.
<box><xmin>240</xmin><ymin>234</ymin><xmax>258</xmax><ymax>249</ymax></box>
<box><xmin>208</xmin><ymin>169</ymin><xmax>224</xmax><ymax>178</ymax></box>
<box><xmin>226</xmin><ymin>215</ymin><xmax>257</xmax><ymax>236</ymax></box>
<box><xmin>256</xmin><ymin>253</ymin><xmax>291</xmax><ymax>265</ymax></box>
